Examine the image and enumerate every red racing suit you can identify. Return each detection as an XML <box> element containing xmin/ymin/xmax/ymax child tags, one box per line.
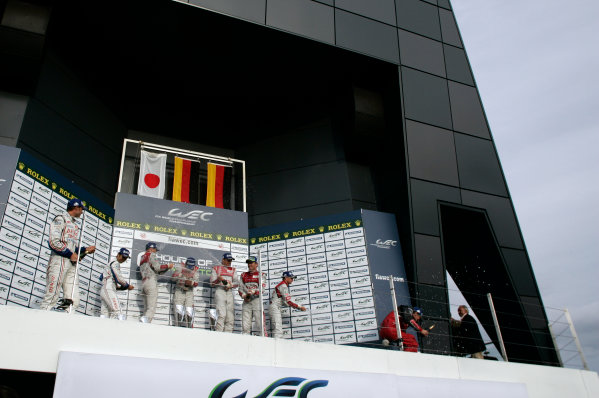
<box><xmin>238</xmin><ymin>270</ymin><xmax>267</xmax><ymax>335</ymax></box>
<box><xmin>139</xmin><ymin>251</ymin><xmax>170</xmax><ymax>322</ymax></box>
<box><xmin>380</xmin><ymin>311</ymin><xmax>422</xmax><ymax>352</ymax></box>
<box><xmin>210</xmin><ymin>265</ymin><xmax>239</xmax><ymax>332</ymax></box>
<box><xmin>269</xmin><ymin>280</ymin><xmax>300</xmax><ymax>338</ymax></box>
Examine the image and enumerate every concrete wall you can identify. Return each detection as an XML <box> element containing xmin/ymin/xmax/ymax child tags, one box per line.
<box><xmin>0</xmin><ymin>306</ymin><xmax>597</xmax><ymax>398</ymax></box>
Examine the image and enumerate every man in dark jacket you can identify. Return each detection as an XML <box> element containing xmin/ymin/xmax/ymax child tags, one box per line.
<box><xmin>451</xmin><ymin>305</ymin><xmax>486</xmax><ymax>359</ymax></box>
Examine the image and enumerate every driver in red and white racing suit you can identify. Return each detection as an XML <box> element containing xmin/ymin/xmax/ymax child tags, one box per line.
<box><xmin>139</xmin><ymin>242</ymin><xmax>173</xmax><ymax>323</ymax></box>
<box><xmin>269</xmin><ymin>271</ymin><xmax>306</xmax><ymax>338</ymax></box>
<box><xmin>239</xmin><ymin>256</ymin><xmax>267</xmax><ymax>335</ymax></box>
<box><xmin>210</xmin><ymin>252</ymin><xmax>239</xmax><ymax>332</ymax></box>
<box><xmin>172</xmin><ymin>257</ymin><xmax>200</xmax><ymax>328</ymax></box>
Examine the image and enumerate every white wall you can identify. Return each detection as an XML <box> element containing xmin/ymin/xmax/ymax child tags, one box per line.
<box><xmin>1</xmin><ymin>305</ymin><xmax>597</xmax><ymax>398</ymax></box>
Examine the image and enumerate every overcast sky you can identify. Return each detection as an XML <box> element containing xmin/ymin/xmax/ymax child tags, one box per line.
<box><xmin>450</xmin><ymin>0</ymin><xmax>599</xmax><ymax>372</ymax></box>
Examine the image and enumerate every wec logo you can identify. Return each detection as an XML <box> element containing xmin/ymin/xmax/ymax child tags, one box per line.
<box><xmin>370</xmin><ymin>239</ymin><xmax>397</xmax><ymax>249</ymax></box>
<box><xmin>209</xmin><ymin>377</ymin><xmax>328</xmax><ymax>398</ymax></box>
<box><xmin>167</xmin><ymin>209</ymin><xmax>212</xmax><ymax>221</ymax></box>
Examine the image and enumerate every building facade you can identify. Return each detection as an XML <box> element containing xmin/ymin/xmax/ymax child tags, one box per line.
<box><xmin>0</xmin><ymin>0</ymin><xmax>559</xmax><ymax>365</ymax></box>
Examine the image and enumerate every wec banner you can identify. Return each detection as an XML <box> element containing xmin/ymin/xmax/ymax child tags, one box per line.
<box><xmin>53</xmin><ymin>352</ymin><xmax>528</xmax><ymax>398</ymax></box>
<box><xmin>112</xmin><ymin>193</ymin><xmax>249</xmax><ymax>328</ymax></box>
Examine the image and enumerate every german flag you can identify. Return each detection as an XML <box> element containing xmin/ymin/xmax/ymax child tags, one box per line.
<box><xmin>172</xmin><ymin>157</ymin><xmax>200</xmax><ymax>203</ymax></box>
<box><xmin>206</xmin><ymin>162</ymin><xmax>232</xmax><ymax>209</ymax></box>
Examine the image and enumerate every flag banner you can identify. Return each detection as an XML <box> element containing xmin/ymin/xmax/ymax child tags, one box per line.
<box><xmin>206</xmin><ymin>163</ymin><xmax>232</xmax><ymax>209</ymax></box>
<box><xmin>137</xmin><ymin>150</ymin><xmax>167</xmax><ymax>199</ymax></box>
<box><xmin>172</xmin><ymin>157</ymin><xmax>200</xmax><ymax>204</ymax></box>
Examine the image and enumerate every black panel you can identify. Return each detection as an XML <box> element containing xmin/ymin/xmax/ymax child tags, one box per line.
<box><xmin>18</xmin><ymin>99</ymin><xmax>120</xmax><ymax>204</ymax></box>
<box><xmin>438</xmin><ymin>0</ymin><xmax>451</xmax><ymax>10</ymax></box>
<box><xmin>406</xmin><ymin>120</ymin><xmax>458</xmax><ymax>186</ymax></box>
<box><xmin>439</xmin><ymin>8</ymin><xmax>461</xmax><ymax>47</ymax></box>
<box><xmin>335</xmin><ymin>0</ymin><xmax>397</xmax><ymax>26</ymax></box>
<box><xmin>415</xmin><ymin>233</ymin><xmax>445</xmax><ymax>285</ymax></box>
<box><xmin>395</xmin><ymin>0</ymin><xmax>441</xmax><ymax>41</ymax></box>
<box><xmin>189</xmin><ymin>0</ymin><xmax>266</xmax><ymax>23</ymax></box>
<box><xmin>401</xmin><ymin>67</ymin><xmax>452</xmax><ymax>129</ymax></box>
<box><xmin>461</xmin><ymin>189</ymin><xmax>523</xmax><ymax>249</ymax></box>
<box><xmin>0</xmin><ymin>369</ymin><xmax>56</xmax><ymax>398</ymax></box>
<box><xmin>267</xmin><ymin>0</ymin><xmax>334</xmax><ymax>44</ymax></box>
<box><xmin>410</xmin><ymin>178</ymin><xmax>460</xmax><ymax>235</ymax></box>
<box><xmin>444</xmin><ymin>44</ymin><xmax>474</xmax><ymax>86</ymax></box>
<box><xmin>421</xmin><ymin>319</ymin><xmax>452</xmax><ymax>356</ymax></box>
<box><xmin>248</xmin><ymin>162</ymin><xmax>351</xmax><ymax>215</ymax></box>
<box><xmin>335</xmin><ymin>9</ymin><xmax>399</xmax><ymax>63</ymax></box>
<box><xmin>398</xmin><ymin>29</ymin><xmax>446</xmax><ymax>77</ymax></box>
<box><xmin>416</xmin><ymin>283</ymin><xmax>449</xmax><ymax>320</ymax></box>
<box><xmin>454</xmin><ymin>133</ymin><xmax>507</xmax><ymax>196</ymax></box>
<box><xmin>448</xmin><ymin>81</ymin><xmax>490</xmax><ymax>138</ymax></box>
<box><xmin>501</xmin><ymin>248</ymin><xmax>538</xmax><ymax>297</ymax></box>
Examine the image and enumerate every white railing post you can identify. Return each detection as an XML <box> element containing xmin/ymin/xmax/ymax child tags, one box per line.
<box><xmin>564</xmin><ymin>308</ymin><xmax>589</xmax><ymax>370</ymax></box>
<box><xmin>389</xmin><ymin>275</ymin><xmax>403</xmax><ymax>351</ymax></box>
<box><xmin>487</xmin><ymin>293</ymin><xmax>508</xmax><ymax>361</ymax></box>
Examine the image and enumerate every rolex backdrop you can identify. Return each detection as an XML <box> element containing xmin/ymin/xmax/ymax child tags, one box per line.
<box><xmin>249</xmin><ymin>210</ymin><xmax>410</xmax><ymax>345</ymax></box>
<box><xmin>0</xmin><ymin>149</ymin><xmax>114</xmax><ymax>314</ymax></box>
<box><xmin>112</xmin><ymin>193</ymin><xmax>249</xmax><ymax>329</ymax></box>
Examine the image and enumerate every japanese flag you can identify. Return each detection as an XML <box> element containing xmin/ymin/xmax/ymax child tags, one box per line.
<box><xmin>137</xmin><ymin>150</ymin><xmax>167</xmax><ymax>199</ymax></box>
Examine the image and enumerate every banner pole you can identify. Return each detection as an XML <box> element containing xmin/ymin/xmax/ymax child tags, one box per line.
<box><xmin>68</xmin><ymin>210</ymin><xmax>87</xmax><ymax>315</ymax></box>
<box><xmin>257</xmin><ymin>248</ymin><xmax>266</xmax><ymax>337</ymax></box>
<box><xmin>389</xmin><ymin>275</ymin><xmax>403</xmax><ymax>351</ymax></box>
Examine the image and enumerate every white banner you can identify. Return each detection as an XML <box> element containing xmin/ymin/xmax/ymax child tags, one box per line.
<box><xmin>137</xmin><ymin>150</ymin><xmax>167</xmax><ymax>199</ymax></box>
<box><xmin>54</xmin><ymin>352</ymin><xmax>528</xmax><ymax>398</ymax></box>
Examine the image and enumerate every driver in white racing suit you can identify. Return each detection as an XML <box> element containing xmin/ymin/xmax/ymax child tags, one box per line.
<box><xmin>100</xmin><ymin>248</ymin><xmax>134</xmax><ymax>320</ymax></box>
<box><xmin>139</xmin><ymin>242</ymin><xmax>173</xmax><ymax>323</ymax></box>
<box><xmin>40</xmin><ymin>198</ymin><xmax>96</xmax><ymax>311</ymax></box>
<box><xmin>269</xmin><ymin>271</ymin><xmax>306</xmax><ymax>338</ymax></box>
<box><xmin>239</xmin><ymin>256</ymin><xmax>267</xmax><ymax>335</ymax></box>
<box><xmin>172</xmin><ymin>257</ymin><xmax>200</xmax><ymax>328</ymax></box>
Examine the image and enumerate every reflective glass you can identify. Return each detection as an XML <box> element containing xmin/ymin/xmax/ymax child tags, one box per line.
<box><xmin>267</xmin><ymin>0</ymin><xmax>334</xmax><ymax>44</ymax></box>
<box><xmin>396</xmin><ymin>0</ymin><xmax>441</xmax><ymax>40</ymax></box>
<box><xmin>189</xmin><ymin>0</ymin><xmax>266</xmax><ymax>24</ymax></box>
<box><xmin>406</xmin><ymin>120</ymin><xmax>459</xmax><ymax>186</ymax></box>
<box><xmin>335</xmin><ymin>9</ymin><xmax>399</xmax><ymax>63</ymax></box>
<box><xmin>448</xmin><ymin>81</ymin><xmax>489</xmax><ymax>138</ymax></box>
<box><xmin>398</xmin><ymin>29</ymin><xmax>446</xmax><ymax>77</ymax></box>
<box><xmin>461</xmin><ymin>190</ymin><xmax>523</xmax><ymax>249</ymax></box>
<box><xmin>401</xmin><ymin>67</ymin><xmax>452</xmax><ymax>129</ymax></box>
<box><xmin>335</xmin><ymin>0</ymin><xmax>397</xmax><ymax>26</ymax></box>
<box><xmin>454</xmin><ymin>133</ymin><xmax>507</xmax><ymax>196</ymax></box>
<box><xmin>410</xmin><ymin>178</ymin><xmax>461</xmax><ymax>236</ymax></box>
<box><xmin>444</xmin><ymin>45</ymin><xmax>474</xmax><ymax>86</ymax></box>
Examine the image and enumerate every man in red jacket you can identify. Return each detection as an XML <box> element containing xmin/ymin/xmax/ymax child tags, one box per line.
<box><xmin>380</xmin><ymin>306</ymin><xmax>428</xmax><ymax>352</ymax></box>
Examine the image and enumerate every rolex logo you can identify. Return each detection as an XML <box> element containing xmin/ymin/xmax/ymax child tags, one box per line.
<box><xmin>108</xmin><ymin>217</ymin><xmax>113</xmax><ymax>223</ymax></box>
<box><xmin>51</xmin><ymin>182</ymin><xmax>57</xmax><ymax>190</ymax></box>
<box><xmin>283</xmin><ymin>232</ymin><xmax>289</xmax><ymax>238</ymax></box>
<box><xmin>82</xmin><ymin>201</ymin><xmax>87</xmax><ymax>207</ymax></box>
<box><xmin>18</xmin><ymin>162</ymin><xmax>25</xmax><ymax>170</ymax></box>
<box><xmin>217</xmin><ymin>234</ymin><xmax>222</xmax><ymax>240</ymax></box>
<box><xmin>144</xmin><ymin>224</ymin><xmax>150</xmax><ymax>230</ymax></box>
<box><xmin>355</xmin><ymin>220</ymin><xmax>361</xmax><ymax>226</ymax></box>
<box><xmin>319</xmin><ymin>226</ymin><xmax>324</xmax><ymax>233</ymax></box>
<box><xmin>251</xmin><ymin>238</ymin><xmax>256</xmax><ymax>244</ymax></box>
<box><xmin>181</xmin><ymin>229</ymin><xmax>187</xmax><ymax>236</ymax></box>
